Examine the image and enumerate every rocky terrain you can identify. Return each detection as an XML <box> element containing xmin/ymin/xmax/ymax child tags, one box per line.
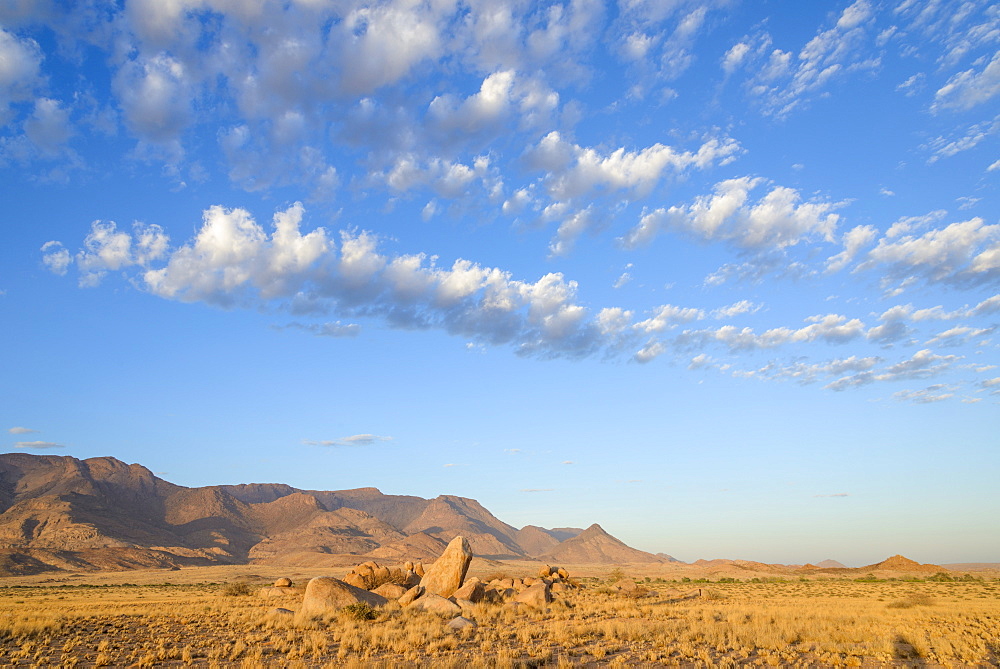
<box><xmin>0</xmin><ymin>453</ymin><xmax>665</xmax><ymax>575</ymax></box>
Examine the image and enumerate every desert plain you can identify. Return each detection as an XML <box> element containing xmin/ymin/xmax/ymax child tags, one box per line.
<box><xmin>1</xmin><ymin>557</ymin><xmax>998</xmax><ymax>667</ymax></box>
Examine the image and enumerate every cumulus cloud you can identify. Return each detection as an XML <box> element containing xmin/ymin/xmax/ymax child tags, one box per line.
<box><xmin>857</xmin><ymin>216</ymin><xmax>1000</xmax><ymax>289</ymax></box>
<box><xmin>303</xmin><ymin>434</ymin><xmax>393</xmax><ymax>447</ymax></box>
<box><xmin>14</xmin><ymin>441</ymin><xmax>64</xmax><ymax>450</ymax></box>
<box><xmin>53</xmin><ymin>203</ymin><xmax>616</xmax><ymax>359</ymax></box>
<box><xmin>529</xmin><ymin>131</ymin><xmax>740</xmax><ymax>203</ymax></box>
<box><xmin>673</xmin><ymin>314</ymin><xmax>866</xmax><ymax>354</ymax></box>
<box><xmin>8</xmin><ymin>426</ymin><xmax>38</xmax><ymax>434</ymax></box>
<box><xmin>932</xmin><ymin>51</ymin><xmax>1000</xmax><ymax>112</ymax></box>
<box><xmin>825</xmin><ymin>349</ymin><xmax>960</xmax><ymax>391</ymax></box>
<box><xmin>621</xmin><ymin>177</ymin><xmax>842</xmax><ymax>252</ymax></box>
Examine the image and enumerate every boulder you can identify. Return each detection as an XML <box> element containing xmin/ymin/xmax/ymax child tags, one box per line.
<box><xmin>404</xmin><ymin>570</ymin><xmax>421</xmax><ymax>587</ymax></box>
<box><xmin>447</xmin><ymin>616</ymin><xmax>477</xmax><ymax>631</ymax></box>
<box><xmin>274</xmin><ymin>577</ymin><xmax>293</xmax><ymax>587</ymax></box>
<box><xmin>398</xmin><ymin>584</ymin><xmax>424</xmax><ymax>606</ymax></box>
<box><xmin>414</xmin><ymin>562</ymin><xmax>425</xmax><ymax>577</ymax></box>
<box><xmin>373</xmin><ymin>565</ymin><xmax>391</xmax><ymax>584</ymax></box>
<box><xmin>343</xmin><ymin>572</ymin><xmax>370</xmax><ymax>590</ymax></box>
<box><xmin>452</xmin><ymin>577</ymin><xmax>485</xmax><ymax>603</ymax></box>
<box><xmin>408</xmin><ymin>593</ymin><xmax>462</xmax><ymax>616</ymax></box>
<box><xmin>258</xmin><ymin>586</ymin><xmax>298</xmax><ymax>598</ymax></box>
<box><xmin>299</xmin><ymin>577</ymin><xmax>388</xmax><ymax>618</ymax></box>
<box><xmin>557</xmin><ymin>567</ymin><xmax>570</xmax><ymax>580</ymax></box>
<box><xmin>514</xmin><ymin>582</ymin><xmax>551</xmax><ymax>608</ymax></box>
<box><xmin>372</xmin><ymin>583</ymin><xmax>408</xmax><ymax>600</ymax></box>
<box><xmin>419</xmin><ymin>536</ymin><xmax>472</xmax><ymax>598</ymax></box>
<box><xmin>538</xmin><ymin>564</ymin><xmax>553</xmax><ymax>578</ymax></box>
<box><xmin>404</xmin><ymin>561</ymin><xmax>414</xmax><ymax>571</ymax></box>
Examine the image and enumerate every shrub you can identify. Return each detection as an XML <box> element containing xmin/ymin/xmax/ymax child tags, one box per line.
<box><xmin>342</xmin><ymin>602</ymin><xmax>378</xmax><ymax>621</ymax></box>
<box><xmin>222</xmin><ymin>582</ymin><xmax>252</xmax><ymax>597</ymax></box>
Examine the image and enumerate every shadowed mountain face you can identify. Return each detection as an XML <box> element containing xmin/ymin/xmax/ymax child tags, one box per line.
<box><xmin>0</xmin><ymin>453</ymin><xmax>656</xmax><ymax>574</ymax></box>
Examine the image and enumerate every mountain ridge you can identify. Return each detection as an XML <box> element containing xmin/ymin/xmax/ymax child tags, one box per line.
<box><xmin>0</xmin><ymin>453</ymin><xmax>660</xmax><ymax>574</ymax></box>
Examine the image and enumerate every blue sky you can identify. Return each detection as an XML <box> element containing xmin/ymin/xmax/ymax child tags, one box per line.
<box><xmin>1</xmin><ymin>0</ymin><xmax>998</xmax><ymax>566</ymax></box>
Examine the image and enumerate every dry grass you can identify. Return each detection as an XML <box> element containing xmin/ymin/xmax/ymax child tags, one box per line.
<box><xmin>0</xmin><ymin>572</ymin><xmax>997</xmax><ymax>666</ymax></box>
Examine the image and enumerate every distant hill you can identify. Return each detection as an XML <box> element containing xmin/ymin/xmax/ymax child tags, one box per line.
<box><xmin>657</xmin><ymin>553</ymin><xmax>684</xmax><ymax>563</ymax></box>
<box><xmin>0</xmin><ymin>453</ymin><xmax>650</xmax><ymax>575</ymax></box>
<box><xmin>816</xmin><ymin>559</ymin><xmax>846</xmax><ymax>569</ymax></box>
<box><xmin>537</xmin><ymin>524</ymin><xmax>665</xmax><ymax>564</ymax></box>
<box><xmin>941</xmin><ymin>563</ymin><xmax>1000</xmax><ymax>572</ymax></box>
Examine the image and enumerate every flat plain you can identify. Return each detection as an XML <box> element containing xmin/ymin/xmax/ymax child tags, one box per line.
<box><xmin>0</xmin><ymin>563</ymin><xmax>998</xmax><ymax>667</ymax></box>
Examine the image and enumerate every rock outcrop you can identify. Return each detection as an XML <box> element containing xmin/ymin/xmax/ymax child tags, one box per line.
<box><xmin>419</xmin><ymin>536</ymin><xmax>472</xmax><ymax>597</ymax></box>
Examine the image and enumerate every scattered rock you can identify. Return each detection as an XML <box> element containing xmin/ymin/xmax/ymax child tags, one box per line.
<box><xmin>514</xmin><ymin>582</ymin><xmax>552</xmax><ymax>608</ymax></box>
<box><xmin>404</xmin><ymin>561</ymin><xmax>414</xmax><ymax>571</ymax></box>
<box><xmin>274</xmin><ymin>577</ymin><xmax>292</xmax><ymax>587</ymax></box>
<box><xmin>372</xmin><ymin>583</ymin><xmax>408</xmax><ymax>599</ymax></box>
<box><xmin>343</xmin><ymin>572</ymin><xmax>369</xmax><ymax>590</ymax></box>
<box><xmin>557</xmin><ymin>567</ymin><xmax>570</xmax><ymax>580</ymax></box>
<box><xmin>414</xmin><ymin>562</ymin><xmax>425</xmax><ymax>577</ymax></box>
<box><xmin>408</xmin><ymin>593</ymin><xmax>462</xmax><ymax>616</ymax></box>
<box><xmin>452</xmin><ymin>577</ymin><xmax>484</xmax><ymax>603</ymax></box>
<box><xmin>538</xmin><ymin>564</ymin><xmax>553</xmax><ymax>578</ymax></box>
<box><xmin>447</xmin><ymin>616</ymin><xmax>477</xmax><ymax>631</ymax></box>
<box><xmin>398</xmin><ymin>585</ymin><xmax>424</xmax><ymax>606</ymax></box>
<box><xmin>258</xmin><ymin>586</ymin><xmax>298</xmax><ymax>598</ymax></box>
<box><xmin>266</xmin><ymin>607</ymin><xmax>294</xmax><ymax>618</ymax></box>
<box><xmin>419</xmin><ymin>536</ymin><xmax>472</xmax><ymax>597</ymax></box>
<box><xmin>299</xmin><ymin>577</ymin><xmax>388</xmax><ymax>617</ymax></box>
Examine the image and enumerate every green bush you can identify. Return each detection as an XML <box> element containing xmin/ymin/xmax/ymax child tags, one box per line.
<box><xmin>342</xmin><ymin>602</ymin><xmax>378</xmax><ymax>621</ymax></box>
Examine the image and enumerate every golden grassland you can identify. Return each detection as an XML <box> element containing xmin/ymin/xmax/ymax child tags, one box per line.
<box><xmin>0</xmin><ymin>567</ymin><xmax>997</xmax><ymax>667</ymax></box>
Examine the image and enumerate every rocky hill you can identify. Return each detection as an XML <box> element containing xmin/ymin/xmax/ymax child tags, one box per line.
<box><xmin>537</xmin><ymin>524</ymin><xmax>664</xmax><ymax>564</ymax></box>
<box><xmin>0</xmin><ymin>453</ymin><xmax>656</xmax><ymax>575</ymax></box>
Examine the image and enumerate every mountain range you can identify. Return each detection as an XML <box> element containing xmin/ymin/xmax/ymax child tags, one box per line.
<box><xmin>0</xmin><ymin>453</ymin><xmax>665</xmax><ymax>575</ymax></box>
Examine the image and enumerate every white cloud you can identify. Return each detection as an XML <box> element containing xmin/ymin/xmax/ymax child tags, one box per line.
<box><xmin>621</xmin><ymin>177</ymin><xmax>842</xmax><ymax>252</ymax></box>
<box><xmin>23</xmin><ymin>97</ymin><xmax>73</xmax><ymax>155</ymax></box>
<box><xmin>8</xmin><ymin>426</ymin><xmax>38</xmax><ymax>434</ymax></box>
<box><xmin>0</xmin><ymin>28</ymin><xmax>43</xmax><ymax>123</ymax></box>
<box><xmin>54</xmin><ymin>203</ymin><xmax>622</xmax><ymax>359</ymax></box>
<box><xmin>303</xmin><ymin>434</ymin><xmax>393</xmax><ymax>447</ymax></box>
<box><xmin>892</xmin><ymin>386</ymin><xmax>955</xmax><ymax>404</ymax></box>
<box><xmin>711</xmin><ymin>300</ymin><xmax>761</xmax><ymax>319</ymax></box>
<box><xmin>528</xmin><ymin>131</ymin><xmax>741</xmax><ymax>202</ymax></box>
<box><xmin>674</xmin><ymin>314</ymin><xmax>866</xmax><ymax>354</ymax></box>
<box><xmin>635</xmin><ymin>304</ymin><xmax>704</xmax><ymax>333</ymax></box>
<box><xmin>825</xmin><ymin>349</ymin><xmax>960</xmax><ymax>391</ymax></box>
<box><xmin>825</xmin><ymin>224</ymin><xmax>877</xmax><ymax>273</ymax></box>
<box><xmin>932</xmin><ymin>51</ymin><xmax>1000</xmax><ymax>112</ymax></box>
<box><xmin>737</xmin><ymin>0</ymin><xmax>878</xmax><ymax>117</ymax></box>
<box><xmin>41</xmin><ymin>241</ymin><xmax>71</xmax><ymax>276</ymax></box>
<box><xmin>14</xmin><ymin>441</ymin><xmax>64</xmax><ymax>450</ymax></box>
<box><xmin>858</xmin><ymin>216</ymin><xmax>1000</xmax><ymax>288</ymax></box>
<box><xmin>612</xmin><ymin>272</ymin><xmax>632</xmax><ymax>289</ymax></box>
<box><xmin>113</xmin><ymin>52</ymin><xmax>193</xmax><ymax>146</ymax></box>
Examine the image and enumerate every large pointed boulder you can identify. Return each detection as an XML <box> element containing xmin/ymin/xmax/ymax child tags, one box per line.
<box><xmin>419</xmin><ymin>535</ymin><xmax>472</xmax><ymax>597</ymax></box>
